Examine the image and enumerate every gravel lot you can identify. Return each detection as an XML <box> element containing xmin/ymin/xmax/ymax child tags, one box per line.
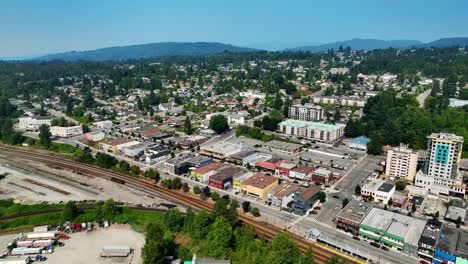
<box><xmin>46</xmin><ymin>224</ymin><xmax>144</xmax><ymax>264</ymax></box>
<box><xmin>0</xmin><ymin>159</ymin><xmax>167</xmax><ymax>206</ymax></box>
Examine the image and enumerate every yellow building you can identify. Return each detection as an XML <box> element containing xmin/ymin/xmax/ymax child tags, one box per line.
<box><xmin>241</xmin><ymin>174</ymin><xmax>279</xmax><ymax>200</ymax></box>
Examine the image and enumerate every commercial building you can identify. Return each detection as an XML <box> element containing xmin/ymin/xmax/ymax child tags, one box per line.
<box><xmin>164</xmin><ymin>154</ymin><xmax>213</xmax><ymax>175</ymax></box>
<box><xmin>240</xmin><ymin>174</ymin><xmax>279</xmax><ymax>200</ymax></box>
<box><xmin>267</xmin><ymin>183</ymin><xmax>301</xmax><ymax>209</ymax></box>
<box><xmin>289</xmin><ymin>166</ymin><xmax>315</xmax><ymax>181</ymax></box>
<box><xmin>385</xmin><ymin>144</ymin><xmax>418</xmax><ymax>182</ymax></box>
<box><xmin>262</xmin><ymin>140</ymin><xmax>303</xmax><ymax>155</ymax></box>
<box><xmin>122</xmin><ymin>142</ymin><xmax>148</xmax><ymax>158</ymax></box>
<box><xmin>361</xmin><ymin>178</ymin><xmax>395</xmax><ymax>204</ymax></box>
<box><xmin>415</xmin><ymin>133</ymin><xmax>465</xmax><ymax>196</ymax></box>
<box><xmin>99</xmin><ymin>138</ymin><xmax>140</xmax><ymax>154</ymax></box>
<box><xmin>434</xmin><ymin>226</ymin><xmax>468</xmax><ymax>264</ymax></box>
<box><xmin>86</xmin><ymin>131</ymin><xmax>105</xmax><ymax>142</ymax></box>
<box><xmin>418</xmin><ymin>219</ymin><xmax>442</xmax><ymax>261</ymax></box>
<box><xmin>191</xmin><ymin>162</ymin><xmax>225</xmax><ymax>182</ymax></box>
<box><xmin>200</xmin><ymin>141</ymin><xmax>243</xmax><ymax>160</ymax></box>
<box><xmin>232</xmin><ymin>172</ymin><xmax>254</xmax><ymax>193</ymax></box>
<box><xmin>312</xmin><ymin>168</ymin><xmax>333</xmax><ymax>185</ymax></box>
<box><xmin>274</xmin><ymin>161</ymin><xmax>296</xmax><ymax>179</ymax></box>
<box><xmin>359</xmin><ymin>208</ymin><xmax>427</xmax><ymax>254</ymax></box>
<box><xmin>292</xmin><ymin>186</ymin><xmax>321</xmax><ymax>215</ymax></box>
<box><xmin>311</xmin><ymin>96</ymin><xmax>367</xmax><ymax>108</ymax></box>
<box><xmin>348</xmin><ymin>136</ymin><xmax>370</xmax><ymax>151</ymax></box>
<box><xmin>278</xmin><ymin>119</ymin><xmax>345</xmax><ymax>144</ymax></box>
<box><xmin>50</xmin><ymin>125</ymin><xmax>83</xmax><ymax>138</ymax></box>
<box><xmin>336</xmin><ymin>199</ymin><xmax>373</xmax><ymax>235</ymax></box>
<box><xmin>18</xmin><ymin>115</ymin><xmax>53</xmax><ymax>131</ymax></box>
<box><xmin>209</xmin><ymin>167</ymin><xmax>244</xmax><ymax>190</ymax></box>
<box><xmin>144</xmin><ymin>145</ymin><xmax>171</xmax><ymax>165</ymax></box>
<box><xmin>288</xmin><ymin>104</ymin><xmax>324</xmax><ymax>121</ymax></box>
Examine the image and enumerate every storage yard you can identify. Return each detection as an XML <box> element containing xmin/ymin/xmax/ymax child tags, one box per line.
<box><xmin>0</xmin><ymin>224</ymin><xmax>143</xmax><ymax>264</ymax></box>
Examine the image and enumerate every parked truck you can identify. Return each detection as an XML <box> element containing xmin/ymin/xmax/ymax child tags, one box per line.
<box><xmin>15</xmin><ymin>241</ymin><xmax>33</xmax><ymax>248</ymax></box>
<box><xmin>32</xmin><ymin>240</ymin><xmax>54</xmax><ymax>248</ymax></box>
<box><xmin>0</xmin><ymin>256</ymin><xmax>31</xmax><ymax>264</ymax></box>
<box><xmin>25</xmin><ymin>231</ymin><xmax>58</xmax><ymax>240</ymax></box>
<box><xmin>11</xmin><ymin>247</ymin><xmax>42</xmax><ymax>255</ymax></box>
<box><xmin>100</xmin><ymin>246</ymin><xmax>131</xmax><ymax>257</ymax></box>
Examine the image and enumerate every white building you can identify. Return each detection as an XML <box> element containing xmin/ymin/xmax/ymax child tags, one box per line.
<box><xmin>289</xmin><ymin>104</ymin><xmax>324</xmax><ymax>121</ymax></box>
<box><xmin>385</xmin><ymin>144</ymin><xmax>419</xmax><ymax>182</ymax></box>
<box><xmin>361</xmin><ymin>178</ymin><xmax>395</xmax><ymax>204</ymax></box>
<box><xmin>415</xmin><ymin>133</ymin><xmax>465</xmax><ymax>196</ymax></box>
<box><xmin>95</xmin><ymin>120</ymin><xmax>113</xmax><ymax>130</ymax></box>
<box><xmin>86</xmin><ymin>131</ymin><xmax>105</xmax><ymax>142</ymax></box>
<box><xmin>277</xmin><ymin>119</ymin><xmax>345</xmax><ymax>144</ymax></box>
<box><xmin>50</xmin><ymin>125</ymin><xmax>83</xmax><ymax>138</ymax></box>
<box><xmin>18</xmin><ymin>116</ymin><xmax>53</xmax><ymax>131</ymax></box>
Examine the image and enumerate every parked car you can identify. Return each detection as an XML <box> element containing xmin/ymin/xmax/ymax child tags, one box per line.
<box><xmin>332</xmin><ymin>195</ymin><xmax>339</xmax><ymax>199</ymax></box>
<box><xmin>313</xmin><ymin>206</ymin><xmax>321</xmax><ymax>210</ymax></box>
<box><xmin>352</xmin><ymin>236</ymin><xmax>360</xmax><ymax>241</ymax></box>
<box><xmin>370</xmin><ymin>242</ymin><xmax>381</xmax><ymax>248</ymax></box>
<box><xmin>381</xmin><ymin>246</ymin><xmax>389</xmax><ymax>252</ymax></box>
<box><xmin>309</xmin><ymin>210</ymin><xmax>318</xmax><ymax>215</ymax></box>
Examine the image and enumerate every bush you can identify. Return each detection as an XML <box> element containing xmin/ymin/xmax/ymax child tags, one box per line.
<box><xmin>252</xmin><ymin>207</ymin><xmax>260</xmax><ymax>217</ymax></box>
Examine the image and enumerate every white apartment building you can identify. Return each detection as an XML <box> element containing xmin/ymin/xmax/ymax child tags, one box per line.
<box><xmin>18</xmin><ymin>116</ymin><xmax>54</xmax><ymax>131</ymax></box>
<box><xmin>95</xmin><ymin>120</ymin><xmax>113</xmax><ymax>130</ymax></box>
<box><xmin>50</xmin><ymin>125</ymin><xmax>83</xmax><ymax>138</ymax></box>
<box><xmin>277</xmin><ymin>119</ymin><xmax>345</xmax><ymax>144</ymax></box>
<box><xmin>289</xmin><ymin>104</ymin><xmax>324</xmax><ymax>121</ymax></box>
<box><xmin>415</xmin><ymin>133</ymin><xmax>465</xmax><ymax>196</ymax></box>
<box><xmin>385</xmin><ymin>144</ymin><xmax>418</xmax><ymax>182</ymax></box>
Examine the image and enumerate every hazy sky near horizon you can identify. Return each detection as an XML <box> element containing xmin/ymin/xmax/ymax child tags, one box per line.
<box><xmin>1</xmin><ymin>0</ymin><xmax>468</xmax><ymax>57</ymax></box>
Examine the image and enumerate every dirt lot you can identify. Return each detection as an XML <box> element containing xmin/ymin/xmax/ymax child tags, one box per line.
<box><xmin>47</xmin><ymin>224</ymin><xmax>144</xmax><ymax>264</ymax></box>
<box><xmin>0</xmin><ymin>159</ymin><xmax>168</xmax><ymax>206</ymax></box>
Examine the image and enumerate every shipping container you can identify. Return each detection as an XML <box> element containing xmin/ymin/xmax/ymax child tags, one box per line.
<box><xmin>33</xmin><ymin>226</ymin><xmax>49</xmax><ymax>233</ymax></box>
<box><xmin>25</xmin><ymin>232</ymin><xmax>58</xmax><ymax>240</ymax></box>
<box><xmin>101</xmin><ymin>246</ymin><xmax>131</xmax><ymax>257</ymax></box>
<box><xmin>0</xmin><ymin>256</ymin><xmax>31</xmax><ymax>264</ymax></box>
<box><xmin>15</xmin><ymin>241</ymin><xmax>33</xmax><ymax>248</ymax></box>
<box><xmin>32</xmin><ymin>240</ymin><xmax>53</xmax><ymax>247</ymax></box>
<box><xmin>11</xmin><ymin>247</ymin><xmax>42</xmax><ymax>255</ymax></box>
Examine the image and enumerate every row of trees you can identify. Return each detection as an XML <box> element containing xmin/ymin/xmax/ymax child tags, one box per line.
<box><xmin>345</xmin><ymin>90</ymin><xmax>468</xmax><ymax>155</ymax></box>
<box><xmin>141</xmin><ymin>197</ymin><xmax>341</xmax><ymax>264</ymax></box>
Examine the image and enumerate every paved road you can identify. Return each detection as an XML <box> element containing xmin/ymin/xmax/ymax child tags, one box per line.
<box><xmin>417</xmin><ymin>88</ymin><xmax>432</xmax><ymax>107</ymax></box>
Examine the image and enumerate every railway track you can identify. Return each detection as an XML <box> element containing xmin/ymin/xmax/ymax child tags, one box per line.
<box><xmin>0</xmin><ymin>146</ymin><xmax>364</xmax><ymax>264</ymax></box>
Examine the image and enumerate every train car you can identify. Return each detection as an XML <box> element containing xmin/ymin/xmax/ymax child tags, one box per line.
<box><xmin>110</xmin><ymin>177</ymin><xmax>125</xmax><ymax>184</ymax></box>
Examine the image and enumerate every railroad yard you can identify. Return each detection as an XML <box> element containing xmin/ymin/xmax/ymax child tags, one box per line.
<box><xmin>0</xmin><ymin>159</ymin><xmax>167</xmax><ymax>206</ymax></box>
<box><xmin>0</xmin><ymin>146</ymin><xmax>364</xmax><ymax>264</ymax></box>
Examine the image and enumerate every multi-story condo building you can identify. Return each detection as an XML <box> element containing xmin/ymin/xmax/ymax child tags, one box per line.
<box><xmin>277</xmin><ymin>119</ymin><xmax>345</xmax><ymax>144</ymax></box>
<box><xmin>415</xmin><ymin>133</ymin><xmax>465</xmax><ymax>196</ymax></box>
<box><xmin>18</xmin><ymin>115</ymin><xmax>54</xmax><ymax>131</ymax></box>
<box><xmin>288</xmin><ymin>104</ymin><xmax>324</xmax><ymax>121</ymax></box>
<box><xmin>385</xmin><ymin>144</ymin><xmax>418</xmax><ymax>182</ymax></box>
<box><xmin>50</xmin><ymin>125</ymin><xmax>83</xmax><ymax>138</ymax></box>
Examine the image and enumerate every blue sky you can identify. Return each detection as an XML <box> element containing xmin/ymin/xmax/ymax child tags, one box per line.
<box><xmin>1</xmin><ymin>0</ymin><xmax>468</xmax><ymax>57</ymax></box>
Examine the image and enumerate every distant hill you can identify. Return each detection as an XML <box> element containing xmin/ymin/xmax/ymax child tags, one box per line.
<box><xmin>420</xmin><ymin>37</ymin><xmax>468</xmax><ymax>48</ymax></box>
<box><xmin>35</xmin><ymin>42</ymin><xmax>256</xmax><ymax>62</ymax></box>
<box><xmin>289</xmin><ymin>38</ymin><xmax>422</xmax><ymax>52</ymax></box>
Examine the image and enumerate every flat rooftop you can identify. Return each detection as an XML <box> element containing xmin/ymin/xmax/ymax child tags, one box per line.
<box><xmin>377</xmin><ymin>182</ymin><xmax>395</xmax><ymax>193</ymax></box>
<box><xmin>337</xmin><ymin>199</ymin><xmax>373</xmax><ymax>224</ymax></box>
<box><xmin>263</xmin><ymin>140</ymin><xmax>303</xmax><ymax>151</ymax></box>
<box><xmin>360</xmin><ymin>207</ymin><xmax>394</xmax><ymax>232</ymax></box>
<box><xmin>278</xmin><ymin>119</ymin><xmax>345</xmax><ymax>132</ymax></box>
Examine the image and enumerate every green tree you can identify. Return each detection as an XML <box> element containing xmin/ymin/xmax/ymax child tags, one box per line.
<box><xmin>95</xmin><ymin>153</ymin><xmax>117</xmax><ymax>169</ymax></box>
<box><xmin>130</xmin><ymin>165</ymin><xmax>141</xmax><ymax>175</ymax></box>
<box><xmin>318</xmin><ymin>192</ymin><xmax>326</xmax><ymax>203</ymax></box>
<box><xmin>342</xmin><ymin>198</ymin><xmax>349</xmax><ymax>208</ymax></box>
<box><xmin>63</xmin><ymin>201</ymin><xmax>78</xmax><ymax>221</ymax></box>
<box><xmin>354</xmin><ymin>185</ymin><xmax>361</xmax><ymax>196</ymax></box>
<box><xmin>38</xmin><ymin>124</ymin><xmax>51</xmax><ymax>148</ymax></box>
<box><xmin>209</xmin><ymin>115</ymin><xmax>229</xmax><ymax>134</ymax></box>
<box><xmin>252</xmin><ymin>207</ymin><xmax>260</xmax><ymax>217</ymax></box>
<box><xmin>119</xmin><ymin>160</ymin><xmax>131</xmax><ymax>171</ymax></box>
<box><xmin>144</xmin><ymin>169</ymin><xmax>160</xmax><ymax>182</ymax></box>
<box><xmin>184</xmin><ymin>116</ymin><xmax>193</xmax><ymax>135</ymax></box>
<box><xmin>102</xmin><ymin>199</ymin><xmax>118</xmax><ymax>221</ymax></box>
<box><xmin>164</xmin><ymin>208</ymin><xmax>183</xmax><ymax>232</ymax></box>
<box><xmin>265</xmin><ymin>234</ymin><xmax>300</xmax><ymax>264</ymax></box>
<box><xmin>200</xmin><ymin>216</ymin><xmax>233</xmax><ymax>260</ymax></box>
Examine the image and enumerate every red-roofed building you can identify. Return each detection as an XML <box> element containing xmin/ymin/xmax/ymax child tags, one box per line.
<box><xmin>289</xmin><ymin>166</ymin><xmax>316</xmax><ymax>181</ymax></box>
<box><xmin>140</xmin><ymin>127</ymin><xmax>161</xmax><ymax>140</ymax></box>
<box><xmin>274</xmin><ymin>160</ymin><xmax>297</xmax><ymax>179</ymax></box>
<box><xmin>191</xmin><ymin>162</ymin><xmax>224</xmax><ymax>182</ymax></box>
<box><xmin>256</xmin><ymin>161</ymin><xmax>277</xmax><ymax>175</ymax></box>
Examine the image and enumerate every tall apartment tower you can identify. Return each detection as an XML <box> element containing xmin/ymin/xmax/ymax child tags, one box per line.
<box><xmin>427</xmin><ymin>133</ymin><xmax>464</xmax><ymax>180</ymax></box>
<box><xmin>288</xmin><ymin>104</ymin><xmax>324</xmax><ymax>121</ymax></box>
<box><xmin>385</xmin><ymin>144</ymin><xmax>418</xmax><ymax>182</ymax></box>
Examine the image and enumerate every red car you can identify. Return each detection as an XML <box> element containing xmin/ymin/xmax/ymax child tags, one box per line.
<box><xmin>313</xmin><ymin>206</ymin><xmax>321</xmax><ymax>210</ymax></box>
